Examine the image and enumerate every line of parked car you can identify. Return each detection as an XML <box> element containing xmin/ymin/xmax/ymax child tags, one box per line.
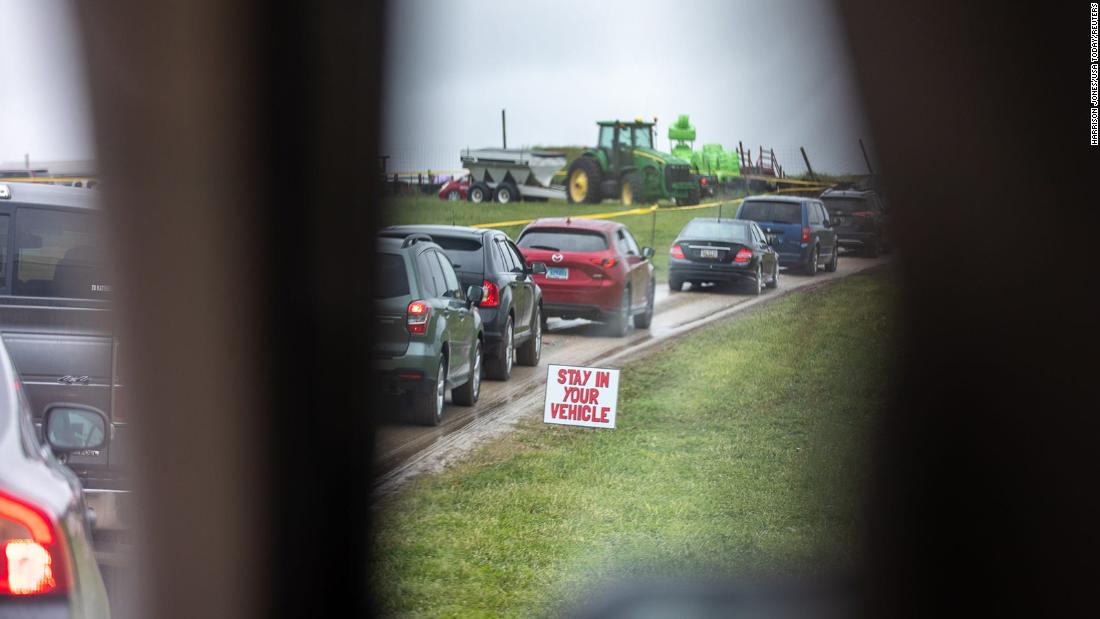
<box><xmin>373</xmin><ymin>186</ymin><xmax>892</xmax><ymax>427</ymax></box>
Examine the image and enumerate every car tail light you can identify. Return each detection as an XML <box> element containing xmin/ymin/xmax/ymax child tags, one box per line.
<box><xmin>590</xmin><ymin>257</ymin><xmax>618</xmax><ymax>268</ymax></box>
<box><xmin>0</xmin><ymin>490</ymin><xmax>68</xmax><ymax>596</ymax></box>
<box><xmin>480</xmin><ymin>280</ymin><xmax>500</xmax><ymax>308</ymax></box>
<box><xmin>406</xmin><ymin>300</ymin><xmax>430</xmax><ymax>335</ymax></box>
<box><xmin>670</xmin><ymin>244</ymin><xmax>684</xmax><ymax>259</ymax></box>
<box><xmin>734</xmin><ymin>248</ymin><xmax>753</xmax><ymax>263</ymax></box>
<box><xmin>699</xmin><ymin>177</ymin><xmax>708</xmax><ymax>186</ymax></box>
<box><xmin>801</xmin><ymin>226</ymin><xmax>810</xmax><ymax>242</ymax></box>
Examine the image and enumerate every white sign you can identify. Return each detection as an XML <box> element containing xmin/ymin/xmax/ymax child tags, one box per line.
<box><xmin>543</xmin><ymin>364</ymin><xmax>619</xmax><ymax>429</ymax></box>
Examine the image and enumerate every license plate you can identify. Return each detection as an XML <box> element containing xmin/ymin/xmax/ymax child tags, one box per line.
<box><xmin>700</xmin><ymin>248</ymin><xmax>719</xmax><ymax>259</ymax></box>
<box><xmin>546</xmin><ymin>267</ymin><xmax>569</xmax><ymax>280</ymax></box>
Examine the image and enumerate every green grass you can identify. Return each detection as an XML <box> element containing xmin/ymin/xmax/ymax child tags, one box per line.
<box><xmin>371</xmin><ymin>270</ymin><xmax>895</xmax><ymax>617</ymax></box>
<box><xmin>382</xmin><ymin>195</ymin><xmax>743</xmax><ymax>282</ymax></box>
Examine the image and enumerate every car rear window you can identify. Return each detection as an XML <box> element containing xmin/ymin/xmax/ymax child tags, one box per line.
<box><xmin>679</xmin><ymin>220</ymin><xmax>751</xmax><ymax>243</ymax></box>
<box><xmin>375</xmin><ymin>252</ymin><xmax>409</xmax><ymax>298</ymax></box>
<box><xmin>517</xmin><ymin>230</ymin><xmax>608</xmax><ymax>252</ymax></box>
<box><xmin>13</xmin><ymin>208</ymin><xmax>109</xmax><ymax>300</ymax></box>
<box><xmin>429</xmin><ymin>235</ymin><xmax>483</xmax><ymax>272</ymax></box>
<box><xmin>738</xmin><ymin>201</ymin><xmax>803</xmax><ymax>225</ymax></box>
<box><xmin>823</xmin><ymin>197</ymin><xmax>877</xmax><ymax>215</ymax></box>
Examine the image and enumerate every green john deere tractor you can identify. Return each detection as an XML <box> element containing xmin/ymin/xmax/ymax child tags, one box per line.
<box><xmin>565</xmin><ymin>119</ymin><xmax>699</xmax><ymax>206</ymax></box>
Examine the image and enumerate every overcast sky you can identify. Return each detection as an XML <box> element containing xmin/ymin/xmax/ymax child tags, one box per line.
<box><xmin>0</xmin><ymin>0</ymin><xmax>94</xmax><ymax>166</ymax></box>
<box><xmin>0</xmin><ymin>0</ymin><xmax>873</xmax><ymax>175</ymax></box>
<box><xmin>383</xmin><ymin>0</ymin><xmax>874</xmax><ymax>175</ymax></box>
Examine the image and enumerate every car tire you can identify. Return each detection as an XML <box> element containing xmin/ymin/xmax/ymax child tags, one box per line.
<box><xmin>633</xmin><ymin>278</ymin><xmax>655</xmax><ymax>329</ymax></box>
<box><xmin>750</xmin><ymin>263</ymin><xmax>763</xmax><ymax>296</ymax></box>
<box><xmin>607</xmin><ymin>286</ymin><xmax>631</xmax><ymax>337</ymax></box>
<box><xmin>485</xmin><ymin>316</ymin><xmax>514</xmax><ymax>380</ymax></box>
<box><xmin>766</xmin><ymin>261</ymin><xmax>779</xmax><ymax>288</ymax></box>
<box><xmin>566</xmin><ymin>157</ymin><xmax>603</xmax><ymax>204</ymax></box>
<box><xmin>825</xmin><ymin>244</ymin><xmax>839</xmax><ymax>272</ymax></box>
<box><xmin>451</xmin><ymin>340</ymin><xmax>481</xmax><ymax>406</ymax></box>
<box><xmin>469</xmin><ymin>183</ymin><xmax>490</xmax><ymax>204</ymax></box>
<box><xmin>413</xmin><ymin>356</ymin><xmax>447</xmax><ymax>426</ymax></box>
<box><xmin>495</xmin><ymin>183</ymin><xmax>519</xmax><ymax>204</ymax></box>
<box><xmin>806</xmin><ymin>246</ymin><xmax>819</xmax><ymax>276</ymax></box>
<box><xmin>516</xmin><ymin>306</ymin><xmax>541</xmax><ymax>366</ymax></box>
<box><xmin>669</xmin><ymin>276</ymin><xmax>683</xmax><ymax>293</ymax></box>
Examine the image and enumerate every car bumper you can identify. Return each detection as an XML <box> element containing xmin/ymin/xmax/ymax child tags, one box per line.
<box><xmin>543</xmin><ymin>302</ymin><xmax>621</xmax><ymax>322</ymax></box>
<box><xmin>85</xmin><ymin>488</ymin><xmax>133</xmax><ymax>531</ymax></box>
<box><xmin>669</xmin><ymin>259</ymin><xmax>757</xmax><ymax>283</ymax></box>
<box><xmin>375</xmin><ymin>346</ymin><xmax>440</xmax><ymax>396</ymax></box>
<box><xmin>535</xmin><ymin>278</ymin><xmax>623</xmax><ymax>314</ymax></box>
<box><xmin>837</xmin><ymin>232</ymin><xmax>875</xmax><ymax>247</ymax></box>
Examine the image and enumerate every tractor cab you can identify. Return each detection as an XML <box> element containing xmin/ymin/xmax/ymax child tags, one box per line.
<box><xmin>597</xmin><ymin>120</ymin><xmax>654</xmax><ymax>170</ymax></box>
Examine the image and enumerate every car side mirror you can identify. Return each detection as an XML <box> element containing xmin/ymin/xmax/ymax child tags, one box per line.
<box><xmin>529</xmin><ymin>262</ymin><xmax>548</xmax><ymax>275</ymax></box>
<box><xmin>44</xmin><ymin>405</ymin><xmax>108</xmax><ymax>454</ymax></box>
<box><xmin>642</xmin><ymin>247</ymin><xmax>655</xmax><ymax>259</ymax></box>
<box><xmin>465</xmin><ymin>285</ymin><xmax>484</xmax><ymax>308</ymax></box>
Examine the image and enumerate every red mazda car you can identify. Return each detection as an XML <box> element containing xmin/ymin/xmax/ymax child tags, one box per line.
<box><xmin>516</xmin><ymin>218</ymin><xmax>655</xmax><ymax>336</ymax></box>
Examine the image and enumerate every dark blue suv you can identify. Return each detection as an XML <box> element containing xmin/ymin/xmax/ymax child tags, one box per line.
<box><xmin>735</xmin><ymin>196</ymin><xmax>839</xmax><ymax>274</ymax></box>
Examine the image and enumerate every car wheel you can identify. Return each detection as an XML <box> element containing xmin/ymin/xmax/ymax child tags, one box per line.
<box><xmin>413</xmin><ymin>356</ymin><xmax>446</xmax><ymax>426</ymax></box>
<box><xmin>607</xmin><ymin>286</ymin><xmax>631</xmax><ymax>337</ymax></box>
<box><xmin>766</xmin><ymin>261</ymin><xmax>779</xmax><ymax>288</ymax></box>
<box><xmin>826</xmin><ymin>244</ymin><xmax>839</xmax><ymax>272</ymax></box>
<box><xmin>469</xmin><ymin>183</ymin><xmax>490</xmax><ymax>204</ymax></box>
<box><xmin>750</xmin><ymin>263</ymin><xmax>763</xmax><ymax>296</ymax></box>
<box><xmin>495</xmin><ymin>183</ymin><xmax>518</xmax><ymax>204</ymax></box>
<box><xmin>446</xmin><ymin>190</ymin><xmax>461</xmax><ymax>201</ymax></box>
<box><xmin>669</xmin><ymin>276</ymin><xmax>683</xmax><ymax>292</ymax></box>
<box><xmin>516</xmin><ymin>306</ymin><xmax>541</xmax><ymax>366</ymax></box>
<box><xmin>452</xmin><ymin>340</ymin><xmax>481</xmax><ymax>406</ymax></box>
<box><xmin>806</xmin><ymin>246</ymin><xmax>819</xmax><ymax>276</ymax></box>
<box><xmin>485</xmin><ymin>316</ymin><xmax>514</xmax><ymax>380</ymax></box>
<box><xmin>633</xmin><ymin>278</ymin><xmax>655</xmax><ymax>329</ymax></box>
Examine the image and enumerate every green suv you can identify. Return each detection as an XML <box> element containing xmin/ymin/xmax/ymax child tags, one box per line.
<box><xmin>374</xmin><ymin>234</ymin><xmax>485</xmax><ymax>425</ymax></box>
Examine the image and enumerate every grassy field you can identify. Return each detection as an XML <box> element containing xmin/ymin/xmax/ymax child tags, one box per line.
<box><xmin>381</xmin><ymin>194</ymin><xmax>744</xmax><ymax>281</ymax></box>
<box><xmin>371</xmin><ymin>270</ymin><xmax>894</xmax><ymax>617</ymax></box>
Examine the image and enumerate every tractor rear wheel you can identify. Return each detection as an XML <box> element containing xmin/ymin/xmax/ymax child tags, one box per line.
<box><xmin>566</xmin><ymin>157</ymin><xmax>603</xmax><ymax>204</ymax></box>
<box><xmin>621</xmin><ymin>172</ymin><xmax>640</xmax><ymax>206</ymax></box>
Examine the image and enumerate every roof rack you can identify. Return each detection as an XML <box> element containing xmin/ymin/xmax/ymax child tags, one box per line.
<box><xmin>400</xmin><ymin>233</ymin><xmax>433</xmax><ymax>248</ymax></box>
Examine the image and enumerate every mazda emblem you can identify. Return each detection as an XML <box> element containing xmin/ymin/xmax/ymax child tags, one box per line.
<box><xmin>551</xmin><ymin>253</ymin><xmax>564</xmax><ymax>263</ymax></box>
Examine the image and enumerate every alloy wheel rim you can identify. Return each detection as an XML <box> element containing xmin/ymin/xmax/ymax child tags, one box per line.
<box><xmin>505</xmin><ymin>322</ymin><xmax>513</xmax><ymax>373</ymax></box>
<box><xmin>570</xmin><ymin>170</ymin><xmax>588</xmax><ymax>202</ymax></box>
<box><xmin>435</xmin><ymin>362</ymin><xmax>445</xmax><ymax>418</ymax></box>
<box><xmin>472</xmin><ymin>344</ymin><xmax>481</xmax><ymax>398</ymax></box>
<box><xmin>533</xmin><ymin>311</ymin><xmax>541</xmax><ymax>356</ymax></box>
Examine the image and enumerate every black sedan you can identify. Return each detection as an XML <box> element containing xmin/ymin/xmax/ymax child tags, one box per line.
<box><xmin>379</xmin><ymin>225</ymin><xmax>545</xmax><ymax>380</ymax></box>
<box><xmin>668</xmin><ymin>218</ymin><xmax>779</xmax><ymax>295</ymax></box>
<box><xmin>0</xmin><ymin>339</ymin><xmax>111</xmax><ymax>617</ymax></box>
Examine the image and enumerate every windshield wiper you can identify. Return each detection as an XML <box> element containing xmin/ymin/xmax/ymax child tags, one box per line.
<box><xmin>528</xmin><ymin>244</ymin><xmax>560</xmax><ymax>251</ymax></box>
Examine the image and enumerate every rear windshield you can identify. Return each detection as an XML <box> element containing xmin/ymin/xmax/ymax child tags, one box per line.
<box><xmin>517</xmin><ymin>230</ymin><xmax>608</xmax><ymax>252</ymax></box>
<box><xmin>738</xmin><ymin>201</ymin><xmax>803</xmax><ymax>225</ymax></box>
<box><xmin>429</xmin><ymin>236</ymin><xmax>483</xmax><ymax>271</ymax></box>
<box><xmin>678</xmin><ymin>220</ymin><xmax>751</xmax><ymax>243</ymax></box>
<box><xmin>13</xmin><ymin>207</ymin><xmax>109</xmax><ymax>300</ymax></box>
<box><xmin>823</xmin><ymin>197</ymin><xmax>877</xmax><ymax>215</ymax></box>
<box><xmin>375</xmin><ymin>252</ymin><xmax>410</xmax><ymax>298</ymax></box>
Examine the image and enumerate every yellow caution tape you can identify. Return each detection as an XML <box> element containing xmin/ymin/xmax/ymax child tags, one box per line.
<box><xmin>470</xmin><ymin>203</ymin><xmax>658</xmax><ymax>229</ymax></box>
